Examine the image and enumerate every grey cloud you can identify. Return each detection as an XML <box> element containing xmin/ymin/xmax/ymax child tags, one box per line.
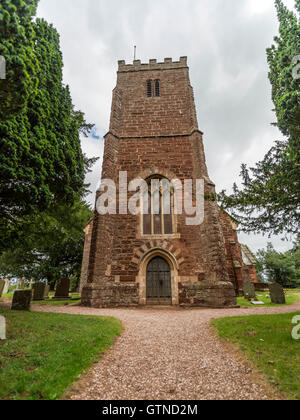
<box><xmin>37</xmin><ymin>0</ymin><xmax>295</xmax><ymax>253</ymax></box>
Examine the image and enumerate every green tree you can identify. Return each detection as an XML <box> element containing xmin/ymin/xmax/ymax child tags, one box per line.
<box><xmin>257</xmin><ymin>241</ymin><xmax>300</xmax><ymax>287</ymax></box>
<box><xmin>0</xmin><ymin>0</ymin><xmax>39</xmax><ymax>119</ymax></box>
<box><xmin>0</xmin><ymin>200</ymin><xmax>92</xmax><ymax>289</ymax></box>
<box><xmin>219</xmin><ymin>0</ymin><xmax>300</xmax><ymax>235</ymax></box>
<box><xmin>0</xmin><ymin>6</ymin><xmax>93</xmax><ymax>250</ymax></box>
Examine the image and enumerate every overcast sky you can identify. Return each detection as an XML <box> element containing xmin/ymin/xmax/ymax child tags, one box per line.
<box><xmin>37</xmin><ymin>0</ymin><xmax>296</xmax><ymax>254</ymax></box>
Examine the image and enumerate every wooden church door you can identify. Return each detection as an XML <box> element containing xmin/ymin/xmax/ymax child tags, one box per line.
<box><xmin>146</xmin><ymin>257</ymin><xmax>171</xmax><ymax>302</ymax></box>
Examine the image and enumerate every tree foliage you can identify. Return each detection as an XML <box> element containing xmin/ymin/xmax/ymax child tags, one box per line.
<box><xmin>0</xmin><ymin>0</ymin><xmax>39</xmax><ymax>119</ymax></box>
<box><xmin>257</xmin><ymin>238</ymin><xmax>300</xmax><ymax>287</ymax></box>
<box><xmin>219</xmin><ymin>0</ymin><xmax>300</xmax><ymax>235</ymax></box>
<box><xmin>0</xmin><ymin>200</ymin><xmax>92</xmax><ymax>289</ymax></box>
<box><xmin>0</xmin><ymin>2</ymin><xmax>93</xmax><ymax>250</ymax></box>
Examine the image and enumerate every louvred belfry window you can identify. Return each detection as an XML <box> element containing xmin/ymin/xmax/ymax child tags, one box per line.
<box><xmin>155</xmin><ymin>80</ymin><xmax>160</xmax><ymax>97</ymax></box>
<box><xmin>143</xmin><ymin>177</ymin><xmax>173</xmax><ymax>236</ymax></box>
<box><xmin>147</xmin><ymin>80</ymin><xmax>152</xmax><ymax>97</ymax></box>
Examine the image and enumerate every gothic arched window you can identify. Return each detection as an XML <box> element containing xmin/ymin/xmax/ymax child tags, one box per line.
<box><xmin>143</xmin><ymin>177</ymin><xmax>173</xmax><ymax>236</ymax></box>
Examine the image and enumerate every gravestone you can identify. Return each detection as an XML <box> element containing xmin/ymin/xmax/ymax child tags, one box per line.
<box><xmin>19</xmin><ymin>278</ymin><xmax>25</xmax><ymax>290</ymax></box>
<box><xmin>0</xmin><ymin>315</ymin><xmax>5</xmax><ymax>340</ymax></box>
<box><xmin>54</xmin><ymin>278</ymin><xmax>70</xmax><ymax>299</ymax></box>
<box><xmin>0</xmin><ymin>279</ymin><xmax>5</xmax><ymax>297</ymax></box>
<box><xmin>32</xmin><ymin>283</ymin><xmax>46</xmax><ymax>301</ymax></box>
<box><xmin>29</xmin><ymin>280</ymin><xmax>35</xmax><ymax>289</ymax></box>
<box><xmin>243</xmin><ymin>280</ymin><xmax>256</xmax><ymax>299</ymax></box>
<box><xmin>269</xmin><ymin>283</ymin><xmax>286</xmax><ymax>304</ymax></box>
<box><xmin>44</xmin><ymin>285</ymin><xmax>50</xmax><ymax>300</ymax></box>
<box><xmin>12</xmin><ymin>290</ymin><xmax>32</xmax><ymax>311</ymax></box>
<box><xmin>3</xmin><ymin>279</ymin><xmax>9</xmax><ymax>295</ymax></box>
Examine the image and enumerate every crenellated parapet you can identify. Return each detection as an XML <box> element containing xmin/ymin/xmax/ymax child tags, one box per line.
<box><xmin>118</xmin><ymin>56</ymin><xmax>188</xmax><ymax>73</ymax></box>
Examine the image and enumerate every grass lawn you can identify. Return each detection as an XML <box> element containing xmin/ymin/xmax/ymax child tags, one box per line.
<box><xmin>213</xmin><ymin>312</ymin><xmax>300</xmax><ymax>400</ymax></box>
<box><xmin>237</xmin><ymin>291</ymin><xmax>300</xmax><ymax>308</ymax></box>
<box><xmin>0</xmin><ymin>307</ymin><xmax>122</xmax><ymax>400</ymax></box>
<box><xmin>34</xmin><ymin>294</ymin><xmax>81</xmax><ymax>307</ymax></box>
<box><xmin>287</xmin><ymin>289</ymin><xmax>300</xmax><ymax>294</ymax></box>
<box><xmin>1</xmin><ymin>292</ymin><xmax>81</xmax><ymax>307</ymax></box>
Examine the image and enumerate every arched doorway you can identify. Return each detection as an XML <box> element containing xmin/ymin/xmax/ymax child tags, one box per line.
<box><xmin>146</xmin><ymin>257</ymin><xmax>172</xmax><ymax>304</ymax></box>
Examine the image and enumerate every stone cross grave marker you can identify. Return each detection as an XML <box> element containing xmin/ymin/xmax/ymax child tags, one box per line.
<box><xmin>12</xmin><ymin>290</ymin><xmax>32</xmax><ymax>311</ymax></box>
<box><xmin>243</xmin><ymin>280</ymin><xmax>256</xmax><ymax>299</ymax></box>
<box><xmin>54</xmin><ymin>278</ymin><xmax>70</xmax><ymax>299</ymax></box>
<box><xmin>269</xmin><ymin>283</ymin><xmax>286</xmax><ymax>305</ymax></box>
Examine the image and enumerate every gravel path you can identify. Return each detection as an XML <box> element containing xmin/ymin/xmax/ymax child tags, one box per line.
<box><xmin>32</xmin><ymin>300</ymin><xmax>300</xmax><ymax>401</ymax></box>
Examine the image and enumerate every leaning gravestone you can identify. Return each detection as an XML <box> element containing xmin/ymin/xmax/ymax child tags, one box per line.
<box><xmin>243</xmin><ymin>280</ymin><xmax>256</xmax><ymax>299</ymax></box>
<box><xmin>12</xmin><ymin>290</ymin><xmax>32</xmax><ymax>311</ymax></box>
<box><xmin>54</xmin><ymin>278</ymin><xmax>70</xmax><ymax>299</ymax></box>
<box><xmin>3</xmin><ymin>279</ymin><xmax>9</xmax><ymax>295</ymax></box>
<box><xmin>44</xmin><ymin>285</ymin><xmax>50</xmax><ymax>300</ymax></box>
<box><xmin>0</xmin><ymin>279</ymin><xmax>5</xmax><ymax>297</ymax></box>
<box><xmin>32</xmin><ymin>283</ymin><xmax>46</xmax><ymax>301</ymax></box>
<box><xmin>269</xmin><ymin>283</ymin><xmax>286</xmax><ymax>304</ymax></box>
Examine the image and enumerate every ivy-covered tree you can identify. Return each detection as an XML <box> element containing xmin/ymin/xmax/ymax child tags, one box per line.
<box><xmin>0</xmin><ymin>3</ymin><xmax>93</xmax><ymax>250</ymax></box>
<box><xmin>219</xmin><ymin>0</ymin><xmax>300</xmax><ymax>235</ymax></box>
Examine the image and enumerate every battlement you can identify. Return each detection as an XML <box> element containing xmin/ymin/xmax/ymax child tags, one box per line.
<box><xmin>118</xmin><ymin>56</ymin><xmax>188</xmax><ymax>73</ymax></box>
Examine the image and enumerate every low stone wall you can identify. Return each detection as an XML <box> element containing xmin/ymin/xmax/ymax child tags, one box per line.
<box><xmin>178</xmin><ymin>281</ymin><xmax>237</xmax><ymax>308</ymax></box>
<box><xmin>82</xmin><ymin>279</ymin><xmax>237</xmax><ymax>308</ymax></box>
<box><xmin>82</xmin><ymin>282</ymin><xmax>139</xmax><ymax>308</ymax></box>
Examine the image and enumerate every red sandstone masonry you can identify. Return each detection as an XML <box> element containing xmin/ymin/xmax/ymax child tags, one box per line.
<box><xmin>79</xmin><ymin>219</ymin><xmax>93</xmax><ymax>294</ymax></box>
<box><xmin>219</xmin><ymin>210</ymin><xmax>258</xmax><ymax>292</ymax></box>
<box><xmin>81</xmin><ymin>57</ymin><xmax>237</xmax><ymax>308</ymax></box>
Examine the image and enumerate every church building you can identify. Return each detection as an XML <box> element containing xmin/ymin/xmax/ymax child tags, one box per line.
<box><xmin>80</xmin><ymin>57</ymin><xmax>257</xmax><ymax>308</ymax></box>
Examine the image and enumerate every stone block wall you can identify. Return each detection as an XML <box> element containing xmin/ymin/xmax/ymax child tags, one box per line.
<box><xmin>79</xmin><ymin>219</ymin><xmax>93</xmax><ymax>294</ymax></box>
<box><xmin>81</xmin><ymin>57</ymin><xmax>240</xmax><ymax>308</ymax></box>
<box><xmin>219</xmin><ymin>209</ymin><xmax>258</xmax><ymax>292</ymax></box>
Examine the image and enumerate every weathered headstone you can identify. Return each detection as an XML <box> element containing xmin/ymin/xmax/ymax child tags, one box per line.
<box><xmin>269</xmin><ymin>283</ymin><xmax>286</xmax><ymax>304</ymax></box>
<box><xmin>54</xmin><ymin>278</ymin><xmax>70</xmax><ymax>299</ymax></box>
<box><xmin>3</xmin><ymin>279</ymin><xmax>9</xmax><ymax>295</ymax></box>
<box><xmin>243</xmin><ymin>280</ymin><xmax>256</xmax><ymax>299</ymax></box>
<box><xmin>29</xmin><ymin>280</ymin><xmax>35</xmax><ymax>289</ymax></box>
<box><xmin>19</xmin><ymin>277</ymin><xmax>26</xmax><ymax>290</ymax></box>
<box><xmin>32</xmin><ymin>283</ymin><xmax>46</xmax><ymax>301</ymax></box>
<box><xmin>12</xmin><ymin>290</ymin><xmax>32</xmax><ymax>311</ymax></box>
<box><xmin>44</xmin><ymin>285</ymin><xmax>50</xmax><ymax>300</ymax></box>
<box><xmin>0</xmin><ymin>315</ymin><xmax>5</xmax><ymax>340</ymax></box>
<box><xmin>0</xmin><ymin>279</ymin><xmax>5</xmax><ymax>297</ymax></box>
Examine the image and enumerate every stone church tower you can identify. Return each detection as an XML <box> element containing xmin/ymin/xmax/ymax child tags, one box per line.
<box><xmin>81</xmin><ymin>57</ymin><xmax>240</xmax><ymax>308</ymax></box>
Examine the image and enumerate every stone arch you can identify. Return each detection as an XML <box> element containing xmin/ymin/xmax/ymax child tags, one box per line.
<box><xmin>136</xmin><ymin>247</ymin><xmax>180</xmax><ymax>306</ymax></box>
<box><xmin>135</xmin><ymin>166</ymin><xmax>179</xmax><ymax>183</ymax></box>
<box><xmin>131</xmin><ymin>240</ymin><xmax>185</xmax><ymax>268</ymax></box>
